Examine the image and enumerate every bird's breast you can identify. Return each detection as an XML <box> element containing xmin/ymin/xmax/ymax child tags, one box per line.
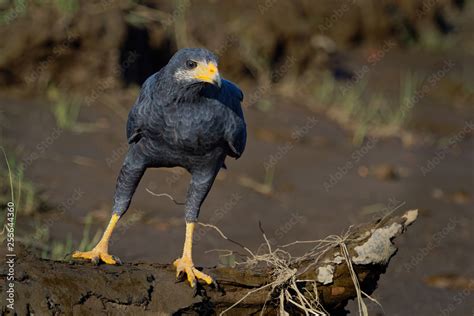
<box><xmin>150</xmin><ymin>102</ymin><xmax>228</xmax><ymax>154</ymax></box>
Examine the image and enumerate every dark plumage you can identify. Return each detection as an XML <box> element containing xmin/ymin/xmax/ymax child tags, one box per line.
<box><xmin>113</xmin><ymin>48</ymin><xmax>246</xmax><ymax>222</ymax></box>
<box><xmin>73</xmin><ymin>48</ymin><xmax>246</xmax><ymax>286</ymax></box>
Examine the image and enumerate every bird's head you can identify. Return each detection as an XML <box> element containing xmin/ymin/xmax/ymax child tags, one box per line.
<box><xmin>168</xmin><ymin>48</ymin><xmax>221</xmax><ymax>88</ymax></box>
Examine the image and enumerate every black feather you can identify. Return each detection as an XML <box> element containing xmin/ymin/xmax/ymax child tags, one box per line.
<box><xmin>114</xmin><ymin>48</ymin><xmax>246</xmax><ymax>222</ymax></box>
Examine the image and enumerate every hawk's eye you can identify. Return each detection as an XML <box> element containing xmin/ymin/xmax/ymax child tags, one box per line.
<box><xmin>186</xmin><ymin>60</ymin><xmax>197</xmax><ymax>69</ymax></box>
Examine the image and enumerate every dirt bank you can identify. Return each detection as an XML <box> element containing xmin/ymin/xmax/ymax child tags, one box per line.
<box><xmin>0</xmin><ymin>210</ymin><xmax>417</xmax><ymax>315</ymax></box>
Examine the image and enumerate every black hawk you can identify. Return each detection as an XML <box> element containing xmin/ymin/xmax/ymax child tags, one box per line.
<box><xmin>73</xmin><ymin>48</ymin><xmax>247</xmax><ymax>287</ymax></box>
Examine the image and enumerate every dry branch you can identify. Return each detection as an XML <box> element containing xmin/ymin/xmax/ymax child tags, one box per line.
<box><xmin>0</xmin><ymin>210</ymin><xmax>418</xmax><ymax>315</ymax></box>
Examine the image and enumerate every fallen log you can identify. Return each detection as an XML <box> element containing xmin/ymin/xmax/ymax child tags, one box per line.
<box><xmin>1</xmin><ymin>209</ymin><xmax>418</xmax><ymax>315</ymax></box>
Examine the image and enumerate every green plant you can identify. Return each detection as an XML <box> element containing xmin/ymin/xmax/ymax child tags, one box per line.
<box><xmin>417</xmin><ymin>28</ymin><xmax>455</xmax><ymax>52</ymax></box>
<box><xmin>48</xmin><ymin>86</ymin><xmax>81</xmax><ymax>130</ymax></box>
<box><xmin>48</xmin><ymin>86</ymin><xmax>102</xmax><ymax>133</ymax></box>
<box><xmin>397</xmin><ymin>70</ymin><xmax>422</xmax><ymax>123</ymax></box>
<box><xmin>52</xmin><ymin>0</ymin><xmax>79</xmax><ymax>14</ymax></box>
<box><xmin>0</xmin><ymin>0</ymin><xmax>28</xmax><ymax>25</ymax></box>
<box><xmin>312</xmin><ymin>71</ymin><xmax>423</xmax><ymax>144</ymax></box>
<box><xmin>35</xmin><ymin>214</ymin><xmax>102</xmax><ymax>261</ymax></box>
<box><xmin>47</xmin><ymin>85</ymin><xmax>89</xmax><ymax>132</ymax></box>
<box><xmin>0</xmin><ymin>149</ymin><xmax>39</xmax><ymax>218</ymax></box>
<box><xmin>238</xmin><ymin>165</ymin><xmax>275</xmax><ymax>195</ymax></box>
<box><xmin>256</xmin><ymin>98</ymin><xmax>273</xmax><ymax>112</ymax></box>
<box><xmin>312</xmin><ymin>72</ymin><xmax>337</xmax><ymax>107</ymax></box>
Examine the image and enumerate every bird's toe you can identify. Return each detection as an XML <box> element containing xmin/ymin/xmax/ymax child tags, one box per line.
<box><xmin>191</xmin><ymin>267</ymin><xmax>214</xmax><ymax>285</ymax></box>
<box><xmin>72</xmin><ymin>250</ymin><xmax>95</xmax><ymax>260</ymax></box>
<box><xmin>72</xmin><ymin>250</ymin><xmax>120</xmax><ymax>265</ymax></box>
<box><xmin>100</xmin><ymin>253</ymin><xmax>121</xmax><ymax>265</ymax></box>
<box><xmin>173</xmin><ymin>257</ymin><xmax>214</xmax><ymax>287</ymax></box>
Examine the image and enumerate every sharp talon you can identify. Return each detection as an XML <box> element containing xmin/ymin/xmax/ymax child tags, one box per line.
<box><xmin>216</xmin><ymin>282</ymin><xmax>225</xmax><ymax>296</ymax></box>
<box><xmin>112</xmin><ymin>256</ymin><xmax>122</xmax><ymax>265</ymax></box>
<box><xmin>71</xmin><ymin>249</ymin><xmax>119</xmax><ymax>265</ymax></box>
<box><xmin>176</xmin><ymin>271</ymin><xmax>186</xmax><ymax>283</ymax></box>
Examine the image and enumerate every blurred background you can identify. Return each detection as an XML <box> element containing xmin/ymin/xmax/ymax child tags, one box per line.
<box><xmin>0</xmin><ymin>0</ymin><xmax>473</xmax><ymax>314</ymax></box>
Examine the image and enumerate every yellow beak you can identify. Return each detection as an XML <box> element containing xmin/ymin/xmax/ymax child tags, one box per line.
<box><xmin>194</xmin><ymin>62</ymin><xmax>221</xmax><ymax>87</ymax></box>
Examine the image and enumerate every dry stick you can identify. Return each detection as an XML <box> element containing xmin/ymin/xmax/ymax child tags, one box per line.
<box><xmin>198</xmin><ymin>223</ymin><xmax>255</xmax><ymax>257</ymax></box>
<box><xmin>204</xmin><ymin>248</ymin><xmax>250</xmax><ymax>260</ymax></box>
<box><xmin>219</xmin><ymin>281</ymin><xmax>278</xmax><ymax>316</ymax></box>
<box><xmin>258</xmin><ymin>221</ymin><xmax>272</xmax><ymax>253</ymax></box>
<box><xmin>145</xmin><ymin>188</ymin><xmax>185</xmax><ymax>205</ymax></box>
<box><xmin>375</xmin><ymin>201</ymin><xmax>406</xmax><ymax>229</ymax></box>
<box><xmin>337</xmin><ymin>234</ymin><xmax>369</xmax><ymax>316</ymax></box>
<box><xmin>279</xmin><ymin>291</ymin><xmax>287</xmax><ymax>316</ymax></box>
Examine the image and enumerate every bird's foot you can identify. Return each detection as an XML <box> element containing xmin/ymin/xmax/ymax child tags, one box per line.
<box><xmin>72</xmin><ymin>246</ymin><xmax>121</xmax><ymax>265</ymax></box>
<box><xmin>173</xmin><ymin>256</ymin><xmax>214</xmax><ymax>288</ymax></box>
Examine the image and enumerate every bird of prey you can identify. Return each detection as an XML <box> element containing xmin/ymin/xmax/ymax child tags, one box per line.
<box><xmin>72</xmin><ymin>48</ymin><xmax>246</xmax><ymax>287</ymax></box>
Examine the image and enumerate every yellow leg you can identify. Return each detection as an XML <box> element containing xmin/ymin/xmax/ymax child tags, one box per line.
<box><xmin>72</xmin><ymin>214</ymin><xmax>121</xmax><ymax>265</ymax></box>
<box><xmin>173</xmin><ymin>222</ymin><xmax>214</xmax><ymax>287</ymax></box>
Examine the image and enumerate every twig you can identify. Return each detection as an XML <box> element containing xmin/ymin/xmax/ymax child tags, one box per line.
<box><xmin>145</xmin><ymin>188</ymin><xmax>185</xmax><ymax>205</ymax></box>
<box><xmin>197</xmin><ymin>222</ymin><xmax>254</xmax><ymax>257</ymax></box>
<box><xmin>258</xmin><ymin>221</ymin><xmax>272</xmax><ymax>254</ymax></box>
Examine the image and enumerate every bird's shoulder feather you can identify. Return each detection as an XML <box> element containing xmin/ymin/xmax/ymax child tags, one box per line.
<box><xmin>215</xmin><ymin>79</ymin><xmax>244</xmax><ymax>120</ymax></box>
<box><xmin>210</xmin><ymin>79</ymin><xmax>247</xmax><ymax>158</ymax></box>
<box><xmin>126</xmin><ymin>71</ymin><xmax>164</xmax><ymax>143</ymax></box>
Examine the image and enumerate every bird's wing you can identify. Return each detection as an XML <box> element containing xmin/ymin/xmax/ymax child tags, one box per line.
<box><xmin>218</xmin><ymin>79</ymin><xmax>244</xmax><ymax>119</ymax></box>
<box><xmin>126</xmin><ymin>71</ymin><xmax>161</xmax><ymax>144</ymax></box>
<box><xmin>217</xmin><ymin>79</ymin><xmax>247</xmax><ymax>158</ymax></box>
